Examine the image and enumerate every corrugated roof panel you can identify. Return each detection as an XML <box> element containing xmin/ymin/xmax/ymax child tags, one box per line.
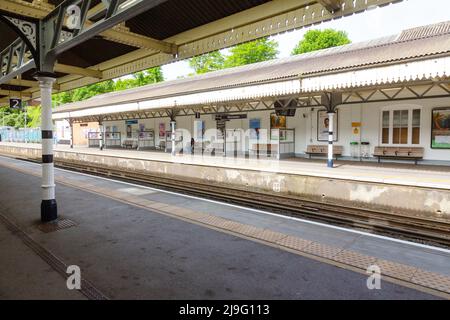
<box><xmin>55</xmin><ymin>21</ymin><xmax>450</xmax><ymax>113</ymax></box>
<box><xmin>397</xmin><ymin>21</ymin><xmax>450</xmax><ymax>42</ymax></box>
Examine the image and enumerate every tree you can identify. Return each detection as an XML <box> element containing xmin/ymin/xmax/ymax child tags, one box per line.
<box><xmin>52</xmin><ymin>66</ymin><xmax>164</xmax><ymax>106</ymax></box>
<box><xmin>189</xmin><ymin>37</ymin><xmax>279</xmax><ymax>74</ymax></box>
<box><xmin>291</xmin><ymin>29</ymin><xmax>351</xmax><ymax>55</ymax></box>
<box><xmin>189</xmin><ymin>51</ymin><xmax>225</xmax><ymax>74</ymax></box>
<box><xmin>133</xmin><ymin>67</ymin><xmax>164</xmax><ymax>86</ymax></box>
<box><xmin>224</xmin><ymin>37</ymin><xmax>278</xmax><ymax>68</ymax></box>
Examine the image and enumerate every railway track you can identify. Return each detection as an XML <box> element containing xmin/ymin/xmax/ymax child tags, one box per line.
<box><xmin>48</xmin><ymin>158</ymin><xmax>450</xmax><ymax>248</ymax></box>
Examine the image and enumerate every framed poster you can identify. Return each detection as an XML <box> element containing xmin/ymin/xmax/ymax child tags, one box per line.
<box><xmin>432</xmin><ymin>108</ymin><xmax>450</xmax><ymax>149</ymax></box>
<box><xmin>317</xmin><ymin>110</ymin><xmax>338</xmax><ymax>142</ymax></box>
<box><xmin>139</xmin><ymin>123</ymin><xmax>145</xmax><ymax>138</ymax></box>
<box><xmin>249</xmin><ymin>118</ymin><xmax>260</xmax><ymax>139</ymax></box>
<box><xmin>159</xmin><ymin>123</ymin><xmax>166</xmax><ymax>138</ymax></box>
<box><xmin>270</xmin><ymin>113</ymin><xmax>286</xmax><ymax>129</ymax></box>
<box><xmin>194</xmin><ymin>120</ymin><xmax>205</xmax><ymax>140</ymax></box>
<box><xmin>126</xmin><ymin>125</ymin><xmax>132</xmax><ymax>138</ymax></box>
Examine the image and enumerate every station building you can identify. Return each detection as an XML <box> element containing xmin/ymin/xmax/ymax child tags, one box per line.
<box><xmin>53</xmin><ymin>21</ymin><xmax>450</xmax><ymax>164</ymax></box>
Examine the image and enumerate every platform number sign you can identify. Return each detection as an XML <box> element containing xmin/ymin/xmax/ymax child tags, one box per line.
<box><xmin>9</xmin><ymin>98</ymin><xmax>22</xmax><ymax>110</ymax></box>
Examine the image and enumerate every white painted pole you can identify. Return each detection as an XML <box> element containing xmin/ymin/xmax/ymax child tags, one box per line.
<box><xmin>70</xmin><ymin>119</ymin><xmax>74</xmax><ymax>149</ymax></box>
<box><xmin>171</xmin><ymin>120</ymin><xmax>176</xmax><ymax>156</ymax></box>
<box><xmin>327</xmin><ymin>112</ymin><xmax>335</xmax><ymax>168</ymax></box>
<box><xmin>99</xmin><ymin>121</ymin><xmax>104</xmax><ymax>150</ymax></box>
<box><xmin>37</xmin><ymin>76</ymin><xmax>57</xmax><ymax>222</ymax></box>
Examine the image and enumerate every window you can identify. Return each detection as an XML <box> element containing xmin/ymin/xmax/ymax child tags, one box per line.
<box><xmin>412</xmin><ymin>109</ymin><xmax>421</xmax><ymax>144</ymax></box>
<box><xmin>392</xmin><ymin>110</ymin><xmax>408</xmax><ymax>144</ymax></box>
<box><xmin>381</xmin><ymin>108</ymin><xmax>421</xmax><ymax>145</ymax></box>
<box><xmin>382</xmin><ymin>111</ymin><xmax>389</xmax><ymax>144</ymax></box>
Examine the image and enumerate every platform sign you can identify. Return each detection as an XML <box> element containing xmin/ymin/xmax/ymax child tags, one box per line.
<box><xmin>125</xmin><ymin>119</ymin><xmax>138</xmax><ymax>125</ymax></box>
<box><xmin>215</xmin><ymin>114</ymin><xmax>247</xmax><ymax>121</ymax></box>
<box><xmin>9</xmin><ymin>98</ymin><xmax>22</xmax><ymax>110</ymax></box>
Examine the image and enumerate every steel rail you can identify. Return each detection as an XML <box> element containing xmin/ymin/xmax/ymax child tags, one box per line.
<box><xmin>51</xmin><ymin>158</ymin><xmax>450</xmax><ymax>248</ymax></box>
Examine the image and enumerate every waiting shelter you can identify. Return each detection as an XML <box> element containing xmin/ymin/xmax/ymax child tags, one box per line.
<box><xmin>53</xmin><ymin>21</ymin><xmax>450</xmax><ymax>166</ymax></box>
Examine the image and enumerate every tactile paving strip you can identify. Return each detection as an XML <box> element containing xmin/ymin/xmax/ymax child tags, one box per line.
<box><xmin>374</xmin><ymin>259</ymin><xmax>417</xmax><ymax>282</ymax></box>
<box><xmin>275</xmin><ymin>236</ymin><xmax>312</xmax><ymax>251</ymax></box>
<box><xmin>411</xmin><ymin>270</ymin><xmax>450</xmax><ymax>293</ymax></box>
<box><xmin>302</xmin><ymin>242</ymin><xmax>343</xmax><ymax>259</ymax></box>
<box><xmin>1</xmin><ymin>159</ymin><xmax>450</xmax><ymax>296</ymax></box>
<box><xmin>332</xmin><ymin>250</ymin><xmax>378</xmax><ymax>270</ymax></box>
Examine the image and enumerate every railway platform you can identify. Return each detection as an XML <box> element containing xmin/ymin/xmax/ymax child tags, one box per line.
<box><xmin>1</xmin><ymin>142</ymin><xmax>450</xmax><ymax>220</ymax></box>
<box><xmin>0</xmin><ymin>155</ymin><xmax>449</xmax><ymax>299</ymax></box>
<box><xmin>2</xmin><ymin>142</ymin><xmax>450</xmax><ymax>189</ymax></box>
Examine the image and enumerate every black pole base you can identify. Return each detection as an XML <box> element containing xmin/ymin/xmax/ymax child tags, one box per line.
<box><xmin>41</xmin><ymin>199</ymin><xmax>58</xmax><ymax>223</ymax></box>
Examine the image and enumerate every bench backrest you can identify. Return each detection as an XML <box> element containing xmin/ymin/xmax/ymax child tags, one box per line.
<box><xmin>374</xmin><ymin>146</ymin><xmax>424</xmax><ymax>157</ymax></box>
<box><xmin>307</xmin><ymin>145</ymin><xmax>343</xmax><ymax>154</ymax></box>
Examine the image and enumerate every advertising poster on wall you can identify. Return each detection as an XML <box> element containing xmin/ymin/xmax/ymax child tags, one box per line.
<box><xmin>194</xmin><ymin>120</ymin><xmax>205</xmax><ymax>140</ymax></box>
<box><xmin>249</xmin><ymin>118</ymin><xmax>260</xmax><ymax>139</ymax></box>
<box><xmin>270</xmin><ymin>114</ymin><xmax>286</xmax><ymax>129</ymax></box>
<box><xmin>159</xmin><ymin>123</ymin><xmax>165</xmax><ymax>138</ymax></box>
<box><xmin>139</xmin><ymin>123</ymin><xmax>145</xmax><ymax>138</ymax></box>
<box><xmin>432</xmin><ymin>108</ymin><xmax>450</xmax><ymax>149</ymax></box>
<box><xmin>317</xmin><ymin>110</ymin><xmax>338</xmax><ymax>141</ymax></box>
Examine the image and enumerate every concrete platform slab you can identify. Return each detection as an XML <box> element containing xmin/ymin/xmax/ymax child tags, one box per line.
<box><xmin>0</xmin><ymin>156</ymin><xmax>449</xmax><ymax>299</ymax></box>
<box><xmin>1</xmin><ymin>142</ymin><xmax>450</xmax><ymax>217</ymax></box>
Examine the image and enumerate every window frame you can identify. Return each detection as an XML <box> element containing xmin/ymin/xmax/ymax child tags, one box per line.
<box><xmin>379</xmin><ymin>106</ymin><xmax>422</xmax><ymax>146</ymax></box>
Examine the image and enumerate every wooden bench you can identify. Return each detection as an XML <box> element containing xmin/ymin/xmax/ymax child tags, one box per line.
<box><xmin>305</xmin><ymin>145</ymin><xmax>343</xmax><ymax>159</ymax></box>
<box><xmin>122</xmin><ymin>139</ymin><xmax>138</xmax><ymax>149</ymax></box>
<box><xmin>373</xmin><ymin>146</ymin><xmax>424</xmax><ymax>165</ymax></box>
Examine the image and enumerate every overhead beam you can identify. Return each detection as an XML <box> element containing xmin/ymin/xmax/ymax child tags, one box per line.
<box><xmin>0</xmin><ymin>0</ymin><xmax>52</xmax><ymax>19</ymax></box>
<box><xmin>5</xmin><ymin>78</ymin><xmax>60</xmax><ymax>90</ymax></box>
<box><xmin>0</xmin><ymin>89</ymin><xmax>32</xmax><ymax>98</ymax></box>
<box><xmin>54</xmin><ymin>63</ymin><xmax>103</xmax><ymax>79</ymax></box>
<box><xmin>5</xmin><ymin>0</ymin><xmax>402</xmax><ymax>98</ymax></box>
<box><xmin>100</xmin><ymin>24</ymin><xmax>178</xmax><ymax>54</ymax></box>
<box><xmin>43</xmin><ymin>0</ymin><xmax>168</xmax><ymax>59</ymax></box>
<box><xmin>317</xmin><ymin>0</ymin><xmax>342</xmax><ymax>12</ymax></box>
<box><xmin>47</xmin><ymin>0</ymin><xmax>403</xmax><ymax>94</ymax></box>
<box><xmin>0</xmin><ymin>60</ymin><xmax>35</xmax><ymax>86</ymax></box>
<box><xmin>0</xmin><ymin>0</ymin><xmax>176</xmax><ymax>53</ymax></box>
<box><xmin>5</xmin><ymin>78</ymin><xmax>39</xmax><ymax>88</ymax></box>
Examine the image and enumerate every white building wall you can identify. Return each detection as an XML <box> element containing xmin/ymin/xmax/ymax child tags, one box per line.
<box><xmin>101</xmin><ymin>97</ymin><xmax>450</xmax><ymax>161</ymax></box>
<box><xmin>299</xmin><ymin>97</ymin><xmax>450</xmax><ymax>161</ymax></box>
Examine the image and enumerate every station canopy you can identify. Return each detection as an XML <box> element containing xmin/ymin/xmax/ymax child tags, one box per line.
<box><xmin>0</xmin><ymin>0</ymin><xmax>403</xmax><ymax>106</ymax></box>
<box><xmin>52</xmin><ymin>21</ymin><xmax>450</xmax><ymax>123</ymax></box>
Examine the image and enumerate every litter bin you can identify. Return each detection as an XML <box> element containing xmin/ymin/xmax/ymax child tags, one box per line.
<box><xmin>350</xmin><ymin>142</ymin><xmax>359</xmax><ymax>159</ymax></box>
<box><xmin>361</xmin><ymin>142</ymin><xmax>370</xmax><ymax>159</ymax></box>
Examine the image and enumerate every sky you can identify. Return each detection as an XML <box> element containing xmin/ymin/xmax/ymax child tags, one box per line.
<box><xmin>161</xmin><ymin>0</ymin><xmax>450</xmax><ymax>81</ymax></box>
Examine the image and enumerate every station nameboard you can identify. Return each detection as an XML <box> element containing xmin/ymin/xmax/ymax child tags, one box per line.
<box><xmin>125</xmin><ymin>120</ymin><xmax>138</xmax><ymax>125</ymax></box>
<box><xmin>215</xmin><ymin>114</ymin><xmax>247</xmax><ymax>121</ymax></box>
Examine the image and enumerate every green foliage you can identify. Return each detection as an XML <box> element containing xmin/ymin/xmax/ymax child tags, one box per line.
<box><xmin>27</xmin><ymin>106</ymin><xmax>42</xmax><ymax>128</ymax></box>
<box><xmin>224</xmin><ymin>38</ymin><xmax>279</xmax><ymax>68</ymax></box>
<box><xmin>52</xmin><ymin>66</ymin><xmax>164</xmax><ymax>106</ymax></box>
<box><xmin>188</xmin><ymin>37</ymin><xmax>279</xmax><ymax>74</ymax></box>
<box><xmin>291</xmin><ymin>29</ymin><xmax>351</xmax><ymax>55</ymax></box>
<box><xmin>189</xmin><ymin>51</ymin><xmax>225</xmax><ymax>74</ymax></box>
<box><xmin>0</xmin><ymin>104</ymin><xmax>39</xmax><ymax>128</ymax></box>
<box><xmin>1</xmin><ymin>67</ymin><xmax>163</xmax><ymax>128</ymax></box>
